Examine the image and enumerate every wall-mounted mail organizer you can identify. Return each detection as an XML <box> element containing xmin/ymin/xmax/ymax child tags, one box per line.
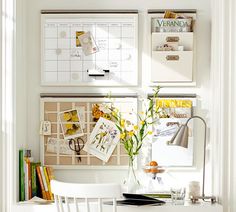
<box><xmin>41</xmin><ymin>10</ymin><xmax>138</xmax><ymax>86</ymax></box>
<box><xmin>149</xmin><ymin>93</ymin><xmax>197</xmax><ymax>167</ymax></box>
<box><xmin>148</xmin><ymin>10</ymin><xmax>196</xmax><ymax>84</ymax></box>
<box><xmin>40</xmin><ymin>93</ymin><xmax>137</xmax><ymax>169</ymax></box>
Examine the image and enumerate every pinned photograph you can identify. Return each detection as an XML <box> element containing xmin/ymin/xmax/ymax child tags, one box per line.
<box><xmin>91</xmin><ymin>103</ymin><xmax>113</xmax><ymax>122</ymax></box>
<box><xmin>78</xmin><ymin>31</ymin><xmax>99</xmax><ymax>56</ymax></box>
<box><xmin>59</xmin><ymin>109</ymin><xmax>84</xmax><ymax>139</ymax></box>
<box><xmin>76</xmin><ymin>31</ymin><xmax>85</xmax><ymax>47</ymax></box>
<box><xmin>84</xmin><ymin>117</ymin><xmax>120</xmax><ymax>162</ymax></box>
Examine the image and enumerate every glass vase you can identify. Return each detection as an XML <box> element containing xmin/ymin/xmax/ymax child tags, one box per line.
<box><xmin>123</xmin><ymin>158</ymin><xmax>140</xmax><ymax>193</ymax></box>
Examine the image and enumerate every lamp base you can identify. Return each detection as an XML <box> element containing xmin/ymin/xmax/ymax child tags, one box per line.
<box><xmin>190</xmin><ymin>195</ymin><xmax>216</xmax><ymax>204</ymax></box>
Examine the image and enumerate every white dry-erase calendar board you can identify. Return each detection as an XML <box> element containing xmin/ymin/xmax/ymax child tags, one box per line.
<box><xmin>40</xmin><ymin>94</ymin><xmax>137</xmax><ymax>169</ymax></box>
<box><xmin>41</xmin><ymin>10</ymin><xmax>138</xmax><ymax>86</ymax></box>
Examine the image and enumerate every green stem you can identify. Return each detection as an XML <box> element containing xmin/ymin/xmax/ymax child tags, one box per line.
<box><xmin>129</xmin><ymin>159</ymin><xmax>140</xmax><ymax>185</ymax></box>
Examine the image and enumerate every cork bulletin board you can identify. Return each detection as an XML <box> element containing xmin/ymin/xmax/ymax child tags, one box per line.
<box><xmin>40</xmin><ymin>95</ymin><xmax>137</xmax><ymax>169</ymax></box>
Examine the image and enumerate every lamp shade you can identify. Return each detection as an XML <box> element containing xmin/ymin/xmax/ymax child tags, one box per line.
<box><xmin>168</xmin><ymin>124</ymin><xmax>189</xmax><ymax>148</ymax></box>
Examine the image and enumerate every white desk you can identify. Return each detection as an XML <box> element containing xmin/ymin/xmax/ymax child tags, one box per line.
<box><xmin>14</xmin><ymin>201</ymin><xmax>223</xmax><ymax>212</ymax></box>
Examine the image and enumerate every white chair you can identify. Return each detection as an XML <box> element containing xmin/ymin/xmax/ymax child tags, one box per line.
<box><xmin>51</xmin><ymin>180</ymin><xmax>121</xmax><ymax>212</ymax></box>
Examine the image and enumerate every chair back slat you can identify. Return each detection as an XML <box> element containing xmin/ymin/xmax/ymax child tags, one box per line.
<box><xmin>65</xmin><ymin>197</ymin><xmax>70</xmax><ymax>212</ymax></box>
<box><xmin>85</xmin><ymin>198</ymin><xmax>90</xmax><ymax>212</ymax></box>
<box><xmin>54</xmin><ymin>195</ymin><xmax>60</xmax><ymax>212</ymax></box>
<box><xmin>98</xmin><ymin>198</ymin><xmax>102</xmax><ymax>212</ymax></box>
<box><xmin>51</xmin><ymin>180</ymin><xmax>121</xmax><ymax>212</ymax></box>
<box><xmin>58</xmin><ymin>196</ymin><xmax>64</xmax><ymax>212</ymax></box>
<box><xmin>74</xmin><ymin>197</ymin><xmax>79</xmax><ymax>212</ymax></box>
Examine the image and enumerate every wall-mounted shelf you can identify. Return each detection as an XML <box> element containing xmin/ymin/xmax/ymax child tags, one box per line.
<box><xmin>148</xmin><ymin>10</ymin><xmax>196</xmax><ymax>86</ymax></box>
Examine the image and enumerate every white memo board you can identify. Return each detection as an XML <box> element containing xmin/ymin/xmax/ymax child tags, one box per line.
<box><xmin>41</xmin><ymin>11</ymin><xmax>138</xmax><ymax>86</ymax></box>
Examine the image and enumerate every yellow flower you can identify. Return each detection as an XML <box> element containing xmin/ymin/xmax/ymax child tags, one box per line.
<box><xmin>65</xmin><ymin>123</ymin><xmax>73</xmax><ymax>129</ymax></box>
<box><xmin>66</xmin><ymin>129</ymin><xmax>75</xmax><ymax>135</ymax></box>
<box><xmin>71</xmin><ymin>114</ymin><xmax>79</xmax><ymax>122</ymax></box>
<box><xmin>148</xmin><ymin>131</ymin><xmax>153</xmax><ymax>135</ymax></box>
<box><xmin>128</xmin><ymin>131</ymin><xmax>134</xmax><ymax>137</ymax></box>
<box><xmin>103</xmin><ymin>113</ymin><xmax>111</xmax><ymax>120</ymax></box>
<box><xmin>112</xmin><ymin>111</ymin><xmax>117</xmax><ymax>116</ymax></box>
<box><xmin>100</xmin><ymin>132</ymin><xmax>106</xmax><ymax>137</ymax></box>
<box><xmin>120</xmin><ymin>119</ymin><xmax>125</xmax><ymax>127</ymax></box>
<box><xmin>63</xmin><ymin>112</ymin><xmax>72</xmax><ymax>121</ymax></box>
<box><xmin>133</xmin><ymin>125</ymin><xmax>138</xmax><ymax>131</ymax></box>
<box><xmin>92</xmin><ymin>104</ymin><xmax>104</xmax><ymax>120</ymax></box>
<box><xmin>120</xmin><ymin>133</ymin><xmax>126</xmax><ymax>139</ymax></box>
<box><xmin>140</xmin><ymin>120</ymin><xmax>145</xmax><ymax>125</ymax></box>
<box><xmin>71</xmin><ymin>110</ymin><xmax>77</xmax><ymax>116</ymax></box>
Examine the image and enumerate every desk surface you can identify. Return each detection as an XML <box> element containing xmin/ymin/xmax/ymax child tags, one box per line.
<box><xmin>14</xmin><ymin>201</ymin><xmax>223</xmax><ymax>212</ymax></box>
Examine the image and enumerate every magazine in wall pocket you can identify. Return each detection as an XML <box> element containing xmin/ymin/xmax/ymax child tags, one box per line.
<box><xmin>152</xmin><ymin>99</ymin><xmax>194</xmax><ymax>167</ymax></box>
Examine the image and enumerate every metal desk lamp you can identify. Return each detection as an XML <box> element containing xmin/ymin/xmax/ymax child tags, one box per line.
<box><xmin>167</xmin><ymin>116</ymin><xmax>216</xmax><ymax>203</ymax></box>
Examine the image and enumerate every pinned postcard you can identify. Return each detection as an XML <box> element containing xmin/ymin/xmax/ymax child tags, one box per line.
<box><xmin>46</xmin><ymin>137</ymin><xmax>73</xmax><ymax>155</ymax></box>
<box><xmin>59</xmin><ymin>109</ymin><xmax>84</xmax><ymax>139</ymax></box>
<box><xmin>84</xmin><ymin>117</ymin><xmax>120</xmax><ymax>162</ymax></box>
<box><xmin>78</xmin><ymin>31</ymin><xmax>99</xmax><ymax>56</ymax></box>
<box><xmin>76</xmin><ymin>31</ymin><xmax>85</xmax><ymax>47</ymax></box>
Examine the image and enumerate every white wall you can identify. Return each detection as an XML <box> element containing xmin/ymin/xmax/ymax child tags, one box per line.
<box><xmin>16</xmin><ymin>0</ymin><xmax>211</xmax><ymax>200</ymax></box>
<box><xmin>0</xmin><ymin>0</ymin><xmax>3</xmax><ymax>208</ymax></box>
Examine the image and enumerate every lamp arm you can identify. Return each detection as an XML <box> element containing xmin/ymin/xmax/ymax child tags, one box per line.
<box><xmin>186</xmin><ymin>116</ymin><xmax>207</xmax><ymax>198</ymax></box>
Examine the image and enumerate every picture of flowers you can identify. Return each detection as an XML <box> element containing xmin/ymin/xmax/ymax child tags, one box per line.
<box><xmin>59</xmin><ymin>109</ymin><xmax>84</xmax><ymax>139</ymax></box>
<box><xmin>84</xmin><ymin>117</ymin><xmax>120</xmax><ymax>162</ymax></box>
<box><xmin>92</xmin><ymin>103</ymin><xmax>113</xmax><ymax>122</ymax></box>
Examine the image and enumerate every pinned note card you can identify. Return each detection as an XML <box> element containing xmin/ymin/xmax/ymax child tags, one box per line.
<box><xmin>40</xmin><ymin>121</ymin><xmax>51</xmax><ymax>135</ymax></box>
<box><xmin>84</xmin><ymin>117</ymin><xmax>120</xmax><ymax>162</ymax></box>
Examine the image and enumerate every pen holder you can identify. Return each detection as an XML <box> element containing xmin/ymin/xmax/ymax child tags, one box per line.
<box><xmin>170</xmin><ymin>187</ymin><xmax>186</xmax><ymax>205</ymax></box>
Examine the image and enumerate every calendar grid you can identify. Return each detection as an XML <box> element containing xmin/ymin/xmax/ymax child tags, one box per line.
<box><xmin>42</xmin><ymin>14</ymin><xmax>138</xmax><ymax>86</ymax></box>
